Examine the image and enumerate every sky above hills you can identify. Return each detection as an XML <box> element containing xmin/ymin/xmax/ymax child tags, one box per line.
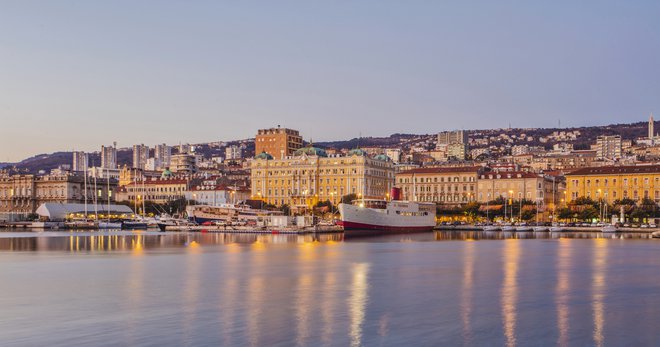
<box><xmin>1</xmin><ymin>1</ymin><xmax>659</xmax><ymax>161</ymax></box>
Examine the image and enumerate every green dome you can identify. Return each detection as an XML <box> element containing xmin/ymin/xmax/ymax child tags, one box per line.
<box><xmin>348</xmin><ymin>148</ymin><xmax>367</xmax><ymax>156</ymax></box>
<box><xmin>254</xmin><ymin>151</ymin><xmax>274</xmax><ymax>160</ymax></box>
<box><xmin>294</xmin><ymin>147</ymin><xmax>327</xmax><ymax>157</ymax></box>
<box><xmin>374</xmin><ymin>154</ymin><xmax>390</xmax><ymax>161</ymax></box>
<box><xmin>161</xmin><ymin>168</ymin><xmax>174</xmax><ymax>179</ymax></box>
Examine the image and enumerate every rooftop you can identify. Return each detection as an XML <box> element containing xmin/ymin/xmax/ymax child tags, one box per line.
<box><xmin>566</xmin><ymin>165</ymin><xmax>660</xmax><ymax>176</ymax></box>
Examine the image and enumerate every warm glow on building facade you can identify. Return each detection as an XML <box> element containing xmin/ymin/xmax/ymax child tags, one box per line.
<box><xmin>565</xmin><ymin>165</ymin><xmax>660</xmax><ymax>203</ymax></box>
<box><xmin>250</xmin><ymin>148</ymin><xmax>394</xmax><ymax>209</ymax></box>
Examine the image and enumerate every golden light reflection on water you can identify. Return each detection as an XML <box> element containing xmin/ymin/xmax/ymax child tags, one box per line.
<box><xmin>124</xmin><ymin>240</ymin><xmax>145</xmax><ymax>345</ymax></box>
<box><xmin>592</xmin><ymin>239</ymin><xmax>607</xmax><ymax>347</ymax></box>
<box><xmin>182</xmin><ymin>236</ymin><xmax>202</xmax><ymax>345</ymax></box>
<box><xmin>556</xmin><ymin>238</ymin><xmax>571</xmax><ymax>346</ymax></box>
<box><xmin>221</xmin><ymin>243</ymin><xmax>240</xmax><ymax>346</ymax></box>
<box><xmin>321</xmin><ymin>272</ymin><xmax>337</xmax><ymax>346</ymax></box>
<box><xmin>296</xmin><ymin>241</ymin><xmax>317</xmax><ymax>346</ymax></box>
<box><xmin>501</xmin><ymin>239</ymin><xmax>520</xmax><ymax>347</ymax></box>
<box><xmin>247</xmin><ymin>241</ymin><xmax>267</xmax><ymax>346</ymax></box>
<box><xmin>461</xmin><ymin>241</ymin><xmax>475</xmax><ymax>345</ymax></box>
<box><xmin>349</xmin><ymin>262</ymin><xmax>370</xmax><ymax>347</ymax></box>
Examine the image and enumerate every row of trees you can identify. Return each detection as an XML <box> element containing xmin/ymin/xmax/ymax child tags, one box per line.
<box><xmin>441</xmin><ymin>196</ymin><xmax>659</xmax><ymax>223</ymax></box>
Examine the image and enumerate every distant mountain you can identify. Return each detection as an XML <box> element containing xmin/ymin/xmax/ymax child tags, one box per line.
<box><xmin>0</xmin><ymin>162</ymin><xmax>11</xmax><ymax>169</ymax></box>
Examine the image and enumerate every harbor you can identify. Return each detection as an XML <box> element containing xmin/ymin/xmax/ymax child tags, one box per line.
<box><xmin>1</xmin><ymin>229</ymin><xmax>660</xmax><ymax>346</ymax></box>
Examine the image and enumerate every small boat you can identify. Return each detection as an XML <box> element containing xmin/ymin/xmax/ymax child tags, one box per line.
<box><xmin>533</xmin><ymin>226</ymin><xmax>549</xmax><ymax>232</ymax></box>
<box><xmin>98</xmin><ymin>221</ymin><xmax>122</xmax><ymax>229</ymax></box>
<box><xmin>601</xmin><ymin>225</ymin><xmax>618</xmax><ymax>233</ymax></box>
<box><xmin>482</xmin><ymin>225</ymin><xmax>500</xmax><ymax>231</ymax></box>
<box><xmin>549</xmin><ymin>227</ymin><xmax>565</xmax><ymax>232</ymax></box>
<box><xmin>516</xmin><ymin>224</ymin><xmax>533</xmax><ymax>231</ymax></box>
<box><xmin>65</xmin><ymin>220</ymin><xmax>98</xmax><ymax>229</ymax></box>
<box><xmin>121</xmin><ymin>220</ymin><xmax>149</xmax><ymax>230</ymax></box>
<box><xmin>501</xmin><ymin>226</ymin><xmax>516</xmax><ymax>232</ymax></box>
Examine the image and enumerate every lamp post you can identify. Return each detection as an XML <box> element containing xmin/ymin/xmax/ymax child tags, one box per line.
<box><xmin>509</xmin><ymin>190</ymin><xmax>514</xmax><ymax>223</ymax></box>
<box><xmin>597</xmin><ymin>189</ymin><xmax>603</xmax><ymax>223</ymax></box>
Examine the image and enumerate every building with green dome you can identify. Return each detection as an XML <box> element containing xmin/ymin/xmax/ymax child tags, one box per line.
<box><xmin>251</xmin><ymin>147</ymin><xmax>394</xmax><ymax>209</ymax></box>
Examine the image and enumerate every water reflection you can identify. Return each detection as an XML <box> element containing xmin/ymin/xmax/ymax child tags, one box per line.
<box><xmin>501</xmin><ymin>240</ymin><xmax>520</xmax><ymax>347</ymax></box>
<box><xmin>349</xmin><ymin>263</ymin><xmax>370</xmax><ymax>347</ymax></box>
<box><xmin>247</xmin><ymin>241</ymin><xmax>267</xmax><ymax>346</ymax></box>
<box><xmin>0</xmin><ymin>230</ymin><xmax>656</xmax><ymax>253</ymax></box>
<box><xmin>555</xmin><ymin>239</ymin><xmax>572</xmax><ymax>346</ymax></box>
<box><xmin>592</xmin><ymin>239</ymin><xmax>608</xmax><ymax>347</ymax></box>
<box><xmin>461</xmin><ymin>241</ymin><xmax>475</xmax><ymax>345</ymax></box>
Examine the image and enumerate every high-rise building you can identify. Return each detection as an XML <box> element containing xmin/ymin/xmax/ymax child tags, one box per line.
<box><xmin>132</xmin><ymin>144</ymin><xmax>150</xmax><ymax>170</ymax></box>
<box><xmin>437</xmin><ymin>130</ymin><xmax>468</xmax><ymax>160</ymax></box>
<box><xmin>437</xmin><ymin>130</ymin><xmax>468</xmax><ymax>147</ymax></box>
<box><xmin>154</xmin><ymin>144</ymin><xmax>171</xmax><ymax>169</ymax></box>
<box><xmin>595</xmin><ymin>135</ymin><xmax>622</xmax><ymax>160</ymax></box>
<box><xmin>101</xmin><ymin>142</ymin><xmax>117</xmax><ymax>169</ymax></box>
<box><xmin>72</xmin><ymin>151</ymin><xmax>88</xmax><ymax>172</ymax></box>
<box><xmin>255</xmin><ymin>126</ymin><xmax>303</xmax><ymax>159</ymax></box>
<box><xmin>225</xmin><ymin>145</ymin><xmax>242</xmax><ymax>161</ymax></box>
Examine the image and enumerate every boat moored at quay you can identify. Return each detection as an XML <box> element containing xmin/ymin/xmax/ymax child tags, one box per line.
<box><xmin>338</xmin><ymin>199</ymin><xmax>437</xmax><ymax>235</ymax></box>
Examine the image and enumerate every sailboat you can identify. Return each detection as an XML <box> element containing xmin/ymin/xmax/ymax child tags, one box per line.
<box><xmin>533</xmin><ymin>198</ymin><xmax>548</xmax><ymax>232</ymax></box>
<box><xmin>66</xmin><ymin>156</ymin><xmax>99</xmax><ymax>229</ymax></box>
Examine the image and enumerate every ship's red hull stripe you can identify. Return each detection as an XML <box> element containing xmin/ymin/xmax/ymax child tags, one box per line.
<box><xmin>338</xmin><ymin>220</ymin><xmax>434</xmax><ymax>232</ymax></box>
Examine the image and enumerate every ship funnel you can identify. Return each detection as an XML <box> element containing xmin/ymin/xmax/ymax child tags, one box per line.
<box><xmin>390</xmin><ymin>187</ymin><xmax>401</xmax><ymax>201</ymax></box>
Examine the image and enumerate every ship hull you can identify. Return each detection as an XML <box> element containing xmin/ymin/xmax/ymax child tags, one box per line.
<box><xmin>338</xmin><ymin>201</ymin><xmax>436</xmax><ymax>236</ymax></box>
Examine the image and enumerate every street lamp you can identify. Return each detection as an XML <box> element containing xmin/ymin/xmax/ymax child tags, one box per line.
<box><xmin>508</xmin><ymin>190</ymin><xmax>514</xmax><ymax>222</ymax></box>
<box><xmin>597</xmin><ymin>189</ymin><xmax>603</xmax><ymax>222</ymax></box>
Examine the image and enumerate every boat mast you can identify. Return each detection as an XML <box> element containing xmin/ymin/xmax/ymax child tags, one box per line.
<box><xmin>107</xmin><ymin>166</ymin><xmax>110</xmax><ymax>223</ymax></box>
<box><xmin>84</xmin><ymin>155</ymin><xmax>88</xmax><ymax>220</ymax></box>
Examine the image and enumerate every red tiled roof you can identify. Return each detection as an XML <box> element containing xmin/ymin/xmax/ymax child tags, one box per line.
<box><xmin>480</xmin><ymin>171</ymin><xmax>539</xmax><ymax>179</ymax></box>
<box><xmin>125</xmin><ymin>179</ymin><xmax>188</xmax><ymax>186</ymax></box>
<box><xmin>566</xmin><ymin>165</ymin><xmax>660</xmax><ymax>176</ymax></box>
<box><xmin>399</xmin><ymin>166</ymin><xmax>482</xmax><ymax>175</ymax></box>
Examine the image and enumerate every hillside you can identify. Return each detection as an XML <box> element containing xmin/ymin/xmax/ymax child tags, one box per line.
<box><xmin>4</xmin><ymin>121</ymin><xmax>651</xmax><ymax>173</ymax></box>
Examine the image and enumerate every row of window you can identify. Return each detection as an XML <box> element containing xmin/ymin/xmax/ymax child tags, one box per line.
<box><xmin>399</xmin><ymin>176</ymin><xmax>475</xmax><ymax>184</ymax></box>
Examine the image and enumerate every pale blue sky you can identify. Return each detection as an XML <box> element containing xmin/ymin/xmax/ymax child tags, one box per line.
<box><xmin>1</xmin><ymin>1</ymin><xmax>659</xmax><ymax>161</ymax></box>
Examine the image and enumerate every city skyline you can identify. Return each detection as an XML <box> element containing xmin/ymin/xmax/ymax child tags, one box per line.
<box><xmin>2</xmin><ymin>1</ymin><xmax>660</xmax><ymax>161</ymax></box>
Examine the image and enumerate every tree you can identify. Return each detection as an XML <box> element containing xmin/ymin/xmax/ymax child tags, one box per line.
<box><xmin>557</xmin><ymin>207</ymin><xmax>573</xmax><ymax>221</ymax></box>
<box><xmin>341</xmin><ymin>194</ymin><xmax>357</xmax><ymax>204</ymax></box>
<box><xmin>578</xmin><ymin>206</ymin><xmax>598</xmax><ymax>222</ymax></box>
<box><xmin>521</xmin><ymin>209</ymin><xmax>536</xmax><ymax>221</ymax></box>
<box><xmin>279</xmin><ymin>204</ymin><xmax>291</xmax><ymax>216</ymax></box>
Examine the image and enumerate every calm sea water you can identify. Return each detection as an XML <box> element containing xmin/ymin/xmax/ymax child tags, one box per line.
<box><xmin>1</xmin><ymin>230</ymin><xmax>659</xmax><ymax>346</ymax></box>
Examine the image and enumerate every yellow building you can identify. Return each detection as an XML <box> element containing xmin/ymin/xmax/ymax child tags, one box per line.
<box><xmin>565</xmin><ymin>165</ymin><xmax>660</xmax><ymax>203</ymax></box>
<box><xmin>477</xmin><ymin>171</ymin><xmax>561</xmax><ymax>208</ymax></box>
<box><xmin>250</xmin><ymin>148</ymin><xmax>394</xmax><ymax>209</ymax></box>
<box><xmin>116</xmin><ymin>178</ymin><xmax>189</xmax><ymax>204</ymax></box>
<box><xmin>395</xmin><ymin>166</ymin><xmax>482</xmax><ymax>206</ymax></box>
<box><xmin>255</xmin><ymin>127</ymin><xmax>303</xmax><ymax>159</ymax></box>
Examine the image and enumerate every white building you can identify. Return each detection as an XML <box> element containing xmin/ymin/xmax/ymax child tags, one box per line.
<box><xmin>72</xmin><ymin>151</ymin><xmax>88</xmax><ymax>172</ymax></box>
<box><xmin>101</xmin><ymin>143</ymin><xmax>117</xmax><ymax>169</ymax></box>
<box><xmin>225</xmin><ymin>145</ymin><xmax>242</xmax><ymax>160</ymax></box>
<box><xmin>155</xmin><ymin>144</ymin><xmax>171</xmax><ymax>169</ymax></box>
<box><xmin>132</xmin><ymin>144</ymin><xmax>150</xmax><ymax>170</ymax></box>
<box><xmin>596</xmin><ymin>135</ymin><xmax>622</xmax><ymax>160</ymax></box>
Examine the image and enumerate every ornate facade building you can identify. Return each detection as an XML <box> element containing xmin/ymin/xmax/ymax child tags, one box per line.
<box><xmin>0</xmin><ymin>173</ymin><xmax>117</xmax><ymax>216</ymax></box>
<box><xmin>250</xmin><ymin>148</ymin><xmax>394</xmax><ymax>210</ymax></box>
<box><xmin>395</xmin><ymin>166</ymin><xmax>482</xmax><ymax>206</ymax></box>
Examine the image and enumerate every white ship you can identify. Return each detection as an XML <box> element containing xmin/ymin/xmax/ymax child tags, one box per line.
<box><xmin>338</xmin><ymin>199</ymin><xmax>436</xmax><ymax>235</ymax></box>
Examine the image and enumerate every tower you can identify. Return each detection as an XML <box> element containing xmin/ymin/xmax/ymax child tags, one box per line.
<box><xmin>650</xmin><ymin>113</ymin><xmax>655</xmax><ymax>140</ymax></box>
